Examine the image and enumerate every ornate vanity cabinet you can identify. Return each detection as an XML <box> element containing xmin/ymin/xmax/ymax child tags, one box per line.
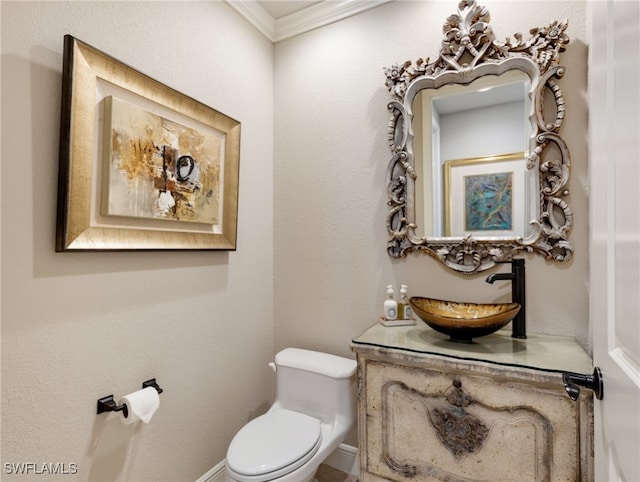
<box><xmin>351</xmin><ymin>324</ymin><xmax>594</xmax><ymax>481</ymax></box>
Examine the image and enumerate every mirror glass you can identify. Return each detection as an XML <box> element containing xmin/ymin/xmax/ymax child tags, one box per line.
<box><xmin>412</xmin><ymin>70</ymin><xmax>533</xmax><ymax>239</ymax></box>
<box><xmin>384</xmin><ymin>0</ymin><xmax>572</xmax><ymax>273</ymax></box>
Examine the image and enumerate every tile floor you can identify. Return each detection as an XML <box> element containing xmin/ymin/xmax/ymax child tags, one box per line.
<box><xmin>315</xmin><ymin>464</ymin><xmax>358</xmax><ymax>482</ymax></box>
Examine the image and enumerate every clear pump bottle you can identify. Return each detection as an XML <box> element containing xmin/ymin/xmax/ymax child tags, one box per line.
<box><xmin>398</xmin><ymin>284</ymin><xmax>413</xmax><ymax>320</ymax></box>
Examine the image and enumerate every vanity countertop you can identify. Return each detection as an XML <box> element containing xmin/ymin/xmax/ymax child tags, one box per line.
<box><xmin>352</xmin><ymin>322</ymin><xmax>593</xmax><ymax>374</ymax></box>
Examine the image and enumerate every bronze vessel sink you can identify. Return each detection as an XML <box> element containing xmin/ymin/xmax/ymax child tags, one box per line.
<box><xmin>409</xmin><ymin>296</ymin><xmax>521</xmax><ymax>343</ymax></box>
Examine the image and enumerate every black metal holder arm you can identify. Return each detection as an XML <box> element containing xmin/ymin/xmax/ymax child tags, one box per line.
<box><xmin>97</xmin><ymin>395</ymin><xmax>129</xmax><ymax>417</ymax></box>
<box><xmin>97</xmin><ymin>378</ymin><xmax>163</xmax><ymax>415</ymax></box>
<box><xmin>142</xmin><ymin>378</ymin><xmax>163</xmax><ymax>394</ymax></box>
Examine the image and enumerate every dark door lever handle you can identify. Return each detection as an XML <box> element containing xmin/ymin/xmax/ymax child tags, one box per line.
<box><xmin>562</xmin><ymin>367</ymin><xmax>603</xmax><ymax>401</ymax></box>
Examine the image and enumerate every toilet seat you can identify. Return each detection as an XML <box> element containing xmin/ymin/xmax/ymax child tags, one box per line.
<box><xmin>226</xmin><ymin>409</ymin><xmax>322</xmax><ymax>482</ymax></box>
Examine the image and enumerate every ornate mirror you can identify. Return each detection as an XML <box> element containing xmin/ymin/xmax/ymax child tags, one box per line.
<box><xmin>385</xmin><ymin>0</ymin><xmax>572</xmax><ymax>273</ymax></box>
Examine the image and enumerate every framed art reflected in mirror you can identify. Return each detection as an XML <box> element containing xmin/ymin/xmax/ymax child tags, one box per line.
<box><xmin>443</xmin><ymin>152</ymin><xmax>526</xmax><ymax>238</ymax></box>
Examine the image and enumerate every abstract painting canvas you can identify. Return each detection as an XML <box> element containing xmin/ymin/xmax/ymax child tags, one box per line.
<box><xmin>464</xmin><ymin>172</ymin><xmax>513</xmax><ymax>231</ymax></box>
<box><xmin>104</xmin><ymin>96</ymin><xmax>222</xmax><ymax>225</ymax></box>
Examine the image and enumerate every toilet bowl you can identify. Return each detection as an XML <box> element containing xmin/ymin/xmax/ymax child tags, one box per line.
<box><xmin>225</xmin><ymin>348</ymin><xmax>357</xmax><ymax>482</ymax></box>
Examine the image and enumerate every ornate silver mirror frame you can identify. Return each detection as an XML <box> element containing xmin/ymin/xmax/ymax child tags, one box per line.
<box><xmin>384</xmin><ymin>0</ymin><xmax>572</xmax><ymax>273</ymax></box>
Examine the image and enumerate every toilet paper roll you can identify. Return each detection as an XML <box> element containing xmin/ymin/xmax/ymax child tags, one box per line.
<box><xmin>118</xmin><ymin>387</ymin><xmax>160</xmax><ymax>425</ymax></box>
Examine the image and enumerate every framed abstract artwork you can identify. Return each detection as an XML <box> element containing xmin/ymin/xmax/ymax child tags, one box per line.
<box><xmin>56</xmin><ymin>35</ymin><xmax>240</xmax><ymax>251</ymax></box>
<box><xmin>443</xmin><ymin>153</ymin><xmax>526</xmax><ymax>238</ymax></box>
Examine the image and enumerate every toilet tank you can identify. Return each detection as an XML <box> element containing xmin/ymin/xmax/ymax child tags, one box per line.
<box><xmin>273</xmin><ymin>348</ymin><xmax>357</xmax><ymax>426</ymax></box>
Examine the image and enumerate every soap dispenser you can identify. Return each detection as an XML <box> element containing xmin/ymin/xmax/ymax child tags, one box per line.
<box><xmin>380</xmin><ymin>284</ymin><xmax>416</xmax><ymax>326</ymax></box>
<box><xmin>398</xmin><ymin>284</ymin><xmax>413</xmax><ymax>321</ymax></box>
<box><xmin>383</xmin><ymin>285</ymin><xmax>397</xmax><ymax>321</ymax></box>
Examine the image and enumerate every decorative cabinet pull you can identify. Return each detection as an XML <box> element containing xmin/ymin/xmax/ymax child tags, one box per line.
<box><xmin>562</xmin><ymin>367</ymin><xmax>603</xmax><ymax>401</ymax></box>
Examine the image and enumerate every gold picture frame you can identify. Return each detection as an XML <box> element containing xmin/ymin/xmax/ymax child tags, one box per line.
<box><xmin>56</xmin><ymin>35</ymin><xmax>240</xmax><ymax>251</ymax></box>
<box><xmin>443</xmin><ymin>153</ymin><xmax>525</xmax><ymax>238</ymax></box>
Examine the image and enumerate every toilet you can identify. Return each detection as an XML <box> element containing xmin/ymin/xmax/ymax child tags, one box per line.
<box><xmin>225</xmin><ymin>348</ymin><xmax>357</xmax><ymax>482</ymax></box>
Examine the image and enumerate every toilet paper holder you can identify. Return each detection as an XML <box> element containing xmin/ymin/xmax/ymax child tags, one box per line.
<box><xmin>97</xmin><ymin>378</ymin><xmax>163</xmax><ymax>415</ymax></box>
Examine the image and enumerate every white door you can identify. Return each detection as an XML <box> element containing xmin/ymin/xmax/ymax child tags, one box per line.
<box><xmin>589</xmin><ymin>1</ymin><xmax>640</xmax><ymax>481</ymax></box>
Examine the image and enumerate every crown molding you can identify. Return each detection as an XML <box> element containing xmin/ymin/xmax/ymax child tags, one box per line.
<box><xmin>225</xmin><ymin>1</ymin><xmax>276</xmax><ymax>41</ymax></box>
<box><xmin>225</xmin><ymin>0</ymin><xmax>394</xmax><ymax>43</ymax></box>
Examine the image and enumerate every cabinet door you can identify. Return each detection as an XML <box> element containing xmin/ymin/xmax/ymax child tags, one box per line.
<box><xmin>360</xmin><ymin>358</ymin><xmax>592</xmax><ymax>482</ymax></box>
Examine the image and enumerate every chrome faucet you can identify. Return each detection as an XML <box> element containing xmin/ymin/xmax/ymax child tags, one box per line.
<box><xmin>485</xmin><ymin>259</ymin><xmax>526</xmax><ymax>339</ymax></box>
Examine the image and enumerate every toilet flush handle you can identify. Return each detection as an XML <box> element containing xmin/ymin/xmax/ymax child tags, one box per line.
<box><xmin>268</xmin><ymin>362</ymin><xmax>277</xmax><ymax>372</ymax></box>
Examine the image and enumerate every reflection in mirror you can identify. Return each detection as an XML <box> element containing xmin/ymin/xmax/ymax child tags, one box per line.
<box><xmin>384</xmin><ymin>0</ymin><xmax>572</xmax><ymax>273</ymax></box>
<box><xmin>413</xmin><ymin>71</ymin><xmax>533</xmax><ymax>239</ymax></box>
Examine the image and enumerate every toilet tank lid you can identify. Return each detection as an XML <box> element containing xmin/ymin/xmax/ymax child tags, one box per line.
<box><xmin>275</xmin><ymin>348</ymin><xmax>356</xmax><ymax>379</ymax></box>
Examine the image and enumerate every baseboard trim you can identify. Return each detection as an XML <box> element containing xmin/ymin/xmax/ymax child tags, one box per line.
<box><xmin>195</xmin><ymin>443</ymin><xmax>358</xmax><ymax>481</ymax></box>
<box><xmin>323</xmin><ymin>443</ymin><xmax>359</xmax><ymax>476</ymax></box>
<box><xmin>195</xmin><ymin>460</ymin><xmax>225</xmax><ymax>482</ymax></box>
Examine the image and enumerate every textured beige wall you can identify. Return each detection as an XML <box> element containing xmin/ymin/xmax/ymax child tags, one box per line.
<box><xmin>1</xmin><ymin>0</ymin><xmax>591</xmax><ymax>478</ymax></box>
<box><xmin>1</xmin><ymin>2</ymin><xmax>274</xmax><ymax>481</ymax></box>
<box><xmin>274</xmin><ymin>0</ymin><xmax>589</xmax><ymax>357</ymax></box>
